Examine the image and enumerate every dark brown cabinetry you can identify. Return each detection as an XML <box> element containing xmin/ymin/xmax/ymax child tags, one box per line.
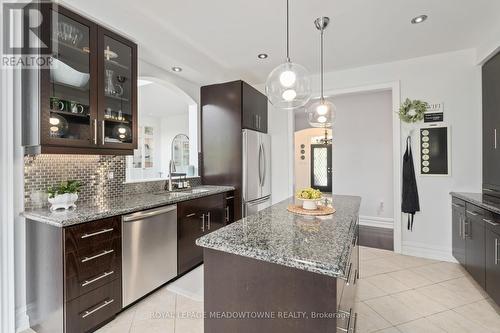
<box><xmin>224</xmin><ymin>191</ymin><xmax>236</xmax><ymax>224</ymax></box>
<box><xmin>201</xmin><ymin>80</ymin><xmax>268</xmax><ymax>221</ymax></box>
<box><xmin>177</xmin><ymin>194</ymin><xmax>226</xmax><ymax>275</ymax></box>
<box><xmin>485</xmin><ymin>226</ymin><xmax>500</xmax><ymax>305</ymax></box>
<box><xmin>482</xmin><ymin>51</ymin><xmax>500</xmax><ymax>196</ymax></box>
<box><xmin>452</xmin><ymin>198</ymin><xmax>466</xmax><ymax>265</ymax></box>
<box><xmin>27</xmin><ymin>216</ymin><xmax>122</xmax><ymax>333</ymax></box>
<box><xmin>464</xmin><ymin>205</ymin><xmax>486</xmax><ymax>288</ymax></box>
<box><xmin>22</xmin><ymin>4</ymin><xmax>137</xmax><ymax>155</ymax></box>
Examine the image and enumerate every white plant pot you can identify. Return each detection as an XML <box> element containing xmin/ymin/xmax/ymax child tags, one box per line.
<box><xmin>48</xmin><ymin>193</ymin><xmax>78</xmax><ymax>211</ymax></box>
<box><xmin>300</xmin><ymin>199</ymin><xmax>320</xmax><ymax>210</ymax></box>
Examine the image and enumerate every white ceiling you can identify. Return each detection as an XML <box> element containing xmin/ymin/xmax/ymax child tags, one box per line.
<box><xmin>62</xmin><ymin>0</ymin><xmax>500</xmax><ymax>85</ymax></box>
<box><xmin>139</xmin><ymin>82</ymin><xmax>189</xmax><ymax>119</ymax></box>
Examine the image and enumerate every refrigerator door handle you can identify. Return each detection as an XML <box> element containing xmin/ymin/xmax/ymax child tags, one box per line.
<box><xmin>258</xmin><ymin>143</ymin><xmax>263</xmax><ymax>186</ymax></box>
<box><xmin>261</xmin><ymin>143</ymin><xmax>267</xmax><ymax>187</ymax></box>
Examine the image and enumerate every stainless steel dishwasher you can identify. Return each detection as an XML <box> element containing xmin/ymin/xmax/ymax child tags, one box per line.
<box><xmin>122</xmin><ymin>205</ymin><xmax>177</xmax><ymax>307</ymax></box>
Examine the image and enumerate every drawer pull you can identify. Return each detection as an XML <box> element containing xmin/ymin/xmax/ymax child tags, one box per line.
<box><xmin>81</xmin><ymin>299</ymin><xmax>114</xmax><ymax>319</ymax></box>
<box><xmin>186</xmin><ymin>213</ymin><xmax>196</xmax><ymax>218</ymax></box>
<box><xmin>225</xmin><ymin>206</ymin><xmax>230</xmax><ymax>222</ymax></box>
<box><xmin>496</xmin><ymin>238</ymin><xmax>499</xmax><ymax>265</ymax></box>
<box><xmin>483</xmin><ymin>218</ymin><xmax>499</xmax><ymax>226</ymax></box>
<box><xmin>466</xmin><ymin>210</ymin><xmax>478</xmax><ymax>216</ymax></box>
<box><xmin>81</xmin><ymin>249</ymin><xmax>114</xmax><ymax>263</ymax></box>
<box><xmin>226</xmin><ymin>196</ymin><xmax>235</xmax><ymax>200</ymax></box>
<box><xmin>81</xmin><ymin>271</ymin><xmax>114</xmax><ymax>287</ymax></box>
<box><xmin>81</xmin><ymin>228</ymin><xmax>114</xmax><ymax>239</ymax></box>
<box><xmin>452</xmin><ymin>203</ymin><xmax>464</xmax><ymax>208</ymax></box>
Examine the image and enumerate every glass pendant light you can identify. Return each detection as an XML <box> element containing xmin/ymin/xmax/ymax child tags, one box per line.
<box><xmin>265</xmin><ymin>0</ymin><xmax>311</xmax><ymax>109</ymax></box>
<box><xmin>306</xmin><ymin>17</ymin><xmax>335</xmax><ymax>128</ymax></box>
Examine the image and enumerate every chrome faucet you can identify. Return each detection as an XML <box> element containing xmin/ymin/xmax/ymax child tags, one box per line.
<box><xmin>166</xmin><ymin>159</ymin><xmax>176</xmax><ymax>191</ymax></box>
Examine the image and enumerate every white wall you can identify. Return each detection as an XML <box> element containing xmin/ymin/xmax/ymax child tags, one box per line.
<box><xmin>331</xmin><ymin>91</ymin><xmax>394</xmax><ymax>221</ymax></box>
<box><xmin>296</xmin><ymin>49</ymin><xmax>482</xmax><ymax>261</ymax></box>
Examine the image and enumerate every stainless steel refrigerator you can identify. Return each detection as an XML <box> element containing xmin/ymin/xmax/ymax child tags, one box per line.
<box><xmin>242</xmin><ymin>129</ymin><xmax>271</xmax><ymax>216</ymax></box>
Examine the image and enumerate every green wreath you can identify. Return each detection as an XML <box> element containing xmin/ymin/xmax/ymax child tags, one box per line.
<box><xmin>398</xmin><ymin>98</ymin><xmax>429</xmax><ymax>123</ymax></box>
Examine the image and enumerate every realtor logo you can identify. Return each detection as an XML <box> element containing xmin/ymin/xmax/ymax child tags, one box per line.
<box><xmin>2</xmin><ymin>0</ymin><xmax>54</xmax><ymax>68</ymax></box>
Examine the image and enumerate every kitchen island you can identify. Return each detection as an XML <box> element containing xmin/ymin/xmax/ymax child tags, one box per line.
<box><xmin>196</xmin><ymin>195</ymin><xmax>361</xmax><ymax>333</ymax></box>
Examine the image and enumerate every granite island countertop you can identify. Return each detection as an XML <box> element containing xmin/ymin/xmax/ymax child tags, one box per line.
<box><xmin>451</xmin><ymin>192</ymin><xmax>500</xmax><ymax>214</ymax></box>
<box><xmin>23</xmin><ymin>185</ymin><xmax>234</xmax><ymax>227</ymax></box>
<box><xmin>196</xmin><ymin>195</ymin><xmax>361</xmax><ymax>278</ymax></box>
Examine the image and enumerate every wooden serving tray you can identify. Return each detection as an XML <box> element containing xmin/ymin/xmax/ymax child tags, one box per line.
<box><xmin>287</xmin><ymin>204</ymin><xmax>336</xmax><ymax>216</ymax></box>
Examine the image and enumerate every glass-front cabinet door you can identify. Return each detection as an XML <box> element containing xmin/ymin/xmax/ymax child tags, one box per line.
<box><xmin>42</xmin><ymin>6</ymin><xmax>98</xmax><ymax>147</ymax></box>
<box><xmin>98</xmin><ymin>28</ymin><xmax>138</xmax><ymax>150</ymax></box>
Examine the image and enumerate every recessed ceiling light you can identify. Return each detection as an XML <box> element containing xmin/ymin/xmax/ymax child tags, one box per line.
<box><xmin>257</xmin><ymin>53</ymin><xmax>268</xmax><ymax>59</ymax></box>
<box><xmin>172</xmin><ymin>66</ymin><xmax>182</xmax><ymax>72</ymax></box>
<box><xmin>411</xmin><ymin>15</ymin><xmax>428</xmax><ymax>24</ymax></box>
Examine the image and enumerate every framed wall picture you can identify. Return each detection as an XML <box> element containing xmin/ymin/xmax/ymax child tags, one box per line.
<box><xmin>419</xmin><ymin>125</ymin><xmax>451</xmax><ymax>176</ymax></box>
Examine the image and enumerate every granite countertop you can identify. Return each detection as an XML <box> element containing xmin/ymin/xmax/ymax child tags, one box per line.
<box><xmin>23</xmin><ymin>185</ymin><xmax>235</xmax><ymax>227</ymax></box>
<box><xmin>196</xmin><ymin>195</ymin><xmax>361</xmax><ymax>278</ymax></box>
<box><xmin>451</xmin><ymin>192</ymin><xmax>500</xmax><ymax>214</ymax></box>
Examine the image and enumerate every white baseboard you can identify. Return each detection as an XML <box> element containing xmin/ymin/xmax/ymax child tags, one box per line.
<box><xmin>359</xmin><ymin>215</ymin><xmax>394</xmax><ymax>229</ymax></box>
<box><xmin>402</xmin><ymin>241</ymin><xmax>457</xmax><ymax>263</ymax></box>
<box><xmin>15</xmin><ymin>305</ymin><xmax>30</xmax><ymax>333</ymax></box>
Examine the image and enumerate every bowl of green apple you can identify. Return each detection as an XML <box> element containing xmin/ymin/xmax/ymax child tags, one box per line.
<box><xmin>296</xmin><ymin>188</ymin><xmax>323</xmax><ymax>210</ymax></box>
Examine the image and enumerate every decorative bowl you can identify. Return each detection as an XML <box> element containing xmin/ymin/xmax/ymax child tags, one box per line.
<box><xmin>48</xmin><ymin>193</ymin><xmax>78</xmax><ymax>211</ymax></box>
<box><xmin>50</xmin><ymin>58</ymin><xmax>90</xmax><ymax>88</ymax></box>
<box><xmin>296</xmin><ymin>197</ymin><xmax>323</xmax><ymax>210</ymax></box>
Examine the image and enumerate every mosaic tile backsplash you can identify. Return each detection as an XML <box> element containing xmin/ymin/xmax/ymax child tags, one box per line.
<box><xmin>24</xmin><ymin>154</ymin><xmax>201</xmax><ymax>209</ymax></box>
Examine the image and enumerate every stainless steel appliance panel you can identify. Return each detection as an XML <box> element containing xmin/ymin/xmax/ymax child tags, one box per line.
<box><xmin>243</xmin><ymin>129</ymin><xmax>261</xmax><ymax>202</ymax></box>
<box><xmin>244</xmin><ymin>196</ymin><xmax>272</xmax><ymax>217</ymax></box>
<box><xmin>122</xmin><ymin>205</ymin><xmax>178</xmax><ymax>307</ymax></box>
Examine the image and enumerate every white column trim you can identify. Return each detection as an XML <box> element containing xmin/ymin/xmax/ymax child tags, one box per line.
<box><xmin>0</xmin><ymin>1</ymin><xmax>17</xmax><ymax>331</ymax></box>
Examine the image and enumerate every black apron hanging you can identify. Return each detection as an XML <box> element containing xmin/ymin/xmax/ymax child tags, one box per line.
<box><xmin>402</xmin><ymin>136</ymin><xmax>420</xmax><ymax>231</ymax></box>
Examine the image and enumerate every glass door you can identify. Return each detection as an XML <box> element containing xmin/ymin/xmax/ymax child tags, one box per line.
<box><xmin>310</xmin><ymin>144</ymin><xmax>332</xmax><ymax>192</ymax></box>
<box><xmin>42</xmin><ymin>7</ymin><xmax>97</xmax><ymax>147</ymax></box>
<box><xmin>98</xmin><ymin>27</ymin><xmax>137</xmax><ymax>150</ymax></box>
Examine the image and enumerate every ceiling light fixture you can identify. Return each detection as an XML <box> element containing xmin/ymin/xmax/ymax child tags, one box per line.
<box><xmin>172</xmin><ymin>66</ymin><xmax>182</xmax><ymax>72</ymax></box>
<box><xmin>306</xmin><ymin>17</ymin><xmax>335</xmax><ymax>128</ymax></box>
<box><xmin>265</xmin><ymin>0</ymin><xmax>311</xmax><ymax>110</ymax></box>
<box><xmin>258</xmin><ymin>53</ymin><xmax>268</xmax><ymax>59</ymax></box>
<box><xmin>411</xmin><ymin>15</ymin><xmax>428</xmax><ymax>24</ymax></box>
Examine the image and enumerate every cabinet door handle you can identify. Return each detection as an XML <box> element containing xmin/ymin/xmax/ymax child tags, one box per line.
<box><xmin>466</xmin><ymin>210</ymin><xmax>478</xmax><ymax>216</ymax></box>
<box><xmin>207</xmin><ymin>212</ymin><xmax>211</xmax><ymax>230</ymax></box>
<box><xmin>81</xmin><ymin>271</ymin><xmax>114</xmax><ymax>287</ymax></box>
<box><xmin>225</xmin><ymin>206</ymin><xmax>230</xmax><ymax>222</ymax></box>
<box><xmin>495</xmin><ymin>129</ymin><xmax>497</xmax><ymax>150</ymax></box>
<box><xmin>93</xmin><ymin>119</ymin><xmax>98</xmax><ymax>144</ymax></box>
<box><xmin>81</xmin><ymin>299</ymin><xmax>114</xmax><ymax>319</ymax></box>
<box><xmin>340</xmin><ymin>262</ymin><xmax>353</xmax><ymax>285</ymax></box>
<box><xmin>226</xmin><ymin>196</ymin><xmax>235</xmax><ymax>200</ymax></box>
<box><xmin>483</xmin><ymin>218</ymin><xmax>498</xmax><ymax>226</ymax></box>
<box><xmin>186</xmin><ymin>213</ymin><xmax>196</xmax><ymax>218</ymax></box>
<box><xmin>458</xmin><ymin>217</ymin><xmax>462</xmax><ymax>237</ymax></box>
<box><xmin>463</xmin><ymin>218</ymin><xmax>468</xmax><ymax>239</ymax></box>
<box><xmin>495</xmin><ymin>238</ymin><xmax>499</xmax><ymax>265</ymax></box>
<box><xmin>452</xmin><ymin>203</ymin><xmax>464</xmax><ymax>208</ymax></box>
<box><xmin>81</xmin><ymin>249</ymin><xmax>114</xmax><ymax>263</ymax></box>
<box><xmin>81</xmin><ymin>228</ymin><xmax>114</xmax><ymax>239</ymax></box>
<box><xmin>101</xmin><ymin>120</ymin><xmax>105</xmax><ymax>145</ymax></box>
<box><xmin>200</xmin><ymin>214</ymin><xmax>205</xmax><ymax>232</ymax></box>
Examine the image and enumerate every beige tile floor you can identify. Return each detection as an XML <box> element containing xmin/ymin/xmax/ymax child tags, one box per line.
<box><xmin>23</xmin><ymin>246</ymin><xmax>500</xmax><ymax>333</ymax></box>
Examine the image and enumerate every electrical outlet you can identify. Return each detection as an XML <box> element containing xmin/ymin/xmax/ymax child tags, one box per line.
<box><xmin>108</xmin><ymin>172</ymin><xmax>114</xmax><ymax>180</ymax></box>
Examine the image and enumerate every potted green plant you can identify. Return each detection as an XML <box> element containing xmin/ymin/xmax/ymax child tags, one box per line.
<box><xmin>46</xmin><ymin>180</ymin><xmax>82</xmax><ymax>211</ymax></box>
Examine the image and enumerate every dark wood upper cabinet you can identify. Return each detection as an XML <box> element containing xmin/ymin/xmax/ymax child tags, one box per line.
<box><xmin>482</xmin><ymin>51</ymin><xmax>500</xmax><ymax>196</ymax></box>
<box><xmin>242</xmin><ymin>81</ymin><xmax>268</xmax><ymax>133</ymax></box>
<box><xmin>22</xmin><ymin>4</ymin><xmax>137</xmax><ymax>155</ymax></box>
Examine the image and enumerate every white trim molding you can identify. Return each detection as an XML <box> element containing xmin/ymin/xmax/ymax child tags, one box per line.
<box><xmin>359</xmin><ymin>215</ymin><xmax>394</xmax><ymax>229</ymax></box>
<box><xmin>402</xmin><ymin>241</ymin><xmax>457</xmax><ymax>263</ymax></box>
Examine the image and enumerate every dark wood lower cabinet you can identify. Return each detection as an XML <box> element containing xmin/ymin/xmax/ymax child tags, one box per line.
<box><xmin>452</xmin><ymin>196</ymin><xmax>500</xmax><ymax>306</ymax></box>
<box><xmin>178</xmin><ymin>193</ymin><xmax>226</xmax><ymax>275</ymax></box>
<box><xmin>465</xmin><ymin>206</ymin><xmax>486</xmax><ymax>288</ymax></box>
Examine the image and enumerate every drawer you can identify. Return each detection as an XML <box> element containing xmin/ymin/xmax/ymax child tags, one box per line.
<box><xmin>66</xmin><ymin>279</ymin><xmax>121</xmax><ymax>333</ymax></box>
<box><xmin>65</xmin><ymin>241</ymin><xmax>121</xmax><ymax>301</ymax></box>
<box><xmin>178</xmin><ymin>194</ymin><xmax>223</xmax><ymax>215</ymax></box>
<box><xmin>452</xmin><ymin>197</ymin><xmax>466</xmax><ymax>208</ymax></box>
<box><xmin>337</xmin><ymin>233</ymin><xmax>359</xmax><ymax>311</ymax></box>
<box><xmin>65</xmin><ymin>217</ymin><xmax>121</xmax><ymax>253</ymax></box>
